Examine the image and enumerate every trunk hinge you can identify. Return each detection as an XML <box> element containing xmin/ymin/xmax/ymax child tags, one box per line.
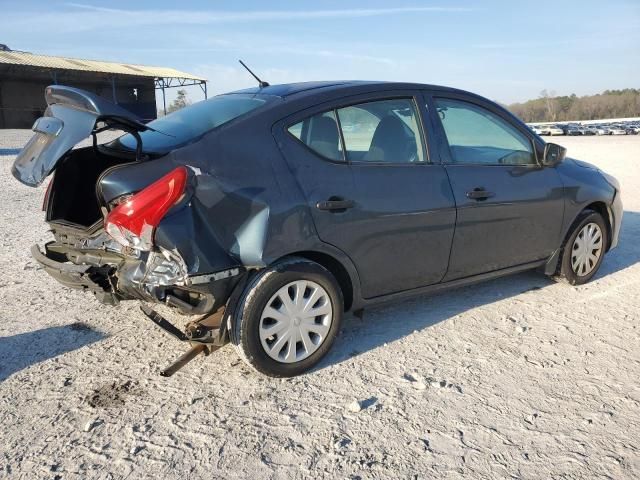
<box><xmin>92</xmin><ymin>121</ymin><xmax>145</xmax><ymax>161</ymax></box>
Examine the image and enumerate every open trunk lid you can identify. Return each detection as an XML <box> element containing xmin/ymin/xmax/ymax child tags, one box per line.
<box><xmin>12</xmin><ymin>85</ymin><xmax>151</xmax><ymax>187</ymax></box>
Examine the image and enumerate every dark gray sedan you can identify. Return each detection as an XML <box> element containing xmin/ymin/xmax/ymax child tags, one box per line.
<box><xmin>13</xmin><ymin>81</ymin><xmax>623</xmax><ymax>377</ymax></box>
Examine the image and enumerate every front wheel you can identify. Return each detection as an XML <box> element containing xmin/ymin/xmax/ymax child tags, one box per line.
<box><xmin>556</xmin><ymin>211</ymin><xmax>608</xmax><ymax>285</ymax></box>
<box><xmin>229</xmin><ymin>258</ymin><xmax>343</xmax><ymax>377</ymax></box>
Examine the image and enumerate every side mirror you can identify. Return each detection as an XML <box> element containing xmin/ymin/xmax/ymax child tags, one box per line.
<box><xmin>542</xmin><ymin>142</ymin><xmax>567</xmax><ymax>166</ymax></box>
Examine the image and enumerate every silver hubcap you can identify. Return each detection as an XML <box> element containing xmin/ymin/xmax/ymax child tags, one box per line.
<box><xmin>571</xmin><ymin>222</ymin><xmax>603</xmax><ymax>276</ymax></box>
<box><xmin>259</xmin><ymin>280</ymin><xmax>333</xmax><ymax>363</ymax></box>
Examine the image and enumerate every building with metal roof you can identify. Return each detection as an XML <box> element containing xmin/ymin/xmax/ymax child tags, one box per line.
<box><xmin>0</xmin><ymin>47</ymin><xmax>207</xmax><ymax>128</ymax></box>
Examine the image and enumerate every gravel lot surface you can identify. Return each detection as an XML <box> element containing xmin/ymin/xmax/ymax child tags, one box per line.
<box><xmin>1</xmin><ymin>131</ymin><xmax>639</xmax><ymax>479</ymax></box>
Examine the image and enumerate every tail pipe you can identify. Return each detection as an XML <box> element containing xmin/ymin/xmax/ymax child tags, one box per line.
<box><xmin>140</xmin><ymin>304</ymin><xmax>227</xmax><ymax>376</ymax></box>
<box><xmin>160</xmin><ymin>344</ymin><xmax>209</xmax><ymax>377</ymax></box>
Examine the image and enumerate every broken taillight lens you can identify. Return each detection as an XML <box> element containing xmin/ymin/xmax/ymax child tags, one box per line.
<box><xmin>105</xmin><ymin>166</ymin><xmax>188</xmax><ymax>251</ymax></box>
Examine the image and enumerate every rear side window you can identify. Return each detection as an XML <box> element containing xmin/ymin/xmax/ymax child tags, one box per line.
<box><xmin>435</xmin><ymin>98</ymin><xmax>535</xmax><ymax>165</ymax></box>
<box><xmin>288</xmin><ymin>97</ymin><xmax>426</xmax><ymax>164</ymax></box>
<box><xmin>288</xmin><ymin>111</ymin><xmax>343</xmax><ymax>162</ymax></box>
<box><xmin>337</xmin><ymin>99</ymin><xmax>425</xmax><ymax>163</ymax></box>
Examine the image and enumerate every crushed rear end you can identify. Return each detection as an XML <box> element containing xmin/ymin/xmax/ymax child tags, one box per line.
<box><xmin>13</xmin><ymin>86</ymin><xmax>248</xmax><ymax>370</ymax></box>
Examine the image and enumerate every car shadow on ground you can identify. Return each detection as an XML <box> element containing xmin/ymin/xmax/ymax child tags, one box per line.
<box><xmin>0</xmin><ymin>323</ymin><xmax>105</xmax><ymax>383</ymax></box>
<box><xmin>320</xmin><ymin>210</ymin><xmax>640</xmax><ymax>370</ymax></box>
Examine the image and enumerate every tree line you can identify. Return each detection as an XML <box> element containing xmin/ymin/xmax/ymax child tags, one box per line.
<box><xmin>507</xmin><ymin>88</ymin><xmax>640</xmax><ymax>122</ymax></box>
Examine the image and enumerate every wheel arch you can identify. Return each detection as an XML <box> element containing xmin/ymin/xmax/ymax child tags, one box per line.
<box><xmin>580</xmin><ymin>201</ymin><xmax>613</xmax><ymax>251</ymax></box>
<box><xmin>545</xmin><ymin>200</ymin><xmax>613</xmax><ymax>276</ymax></box>
<box><xmin>278</xmin><ymin>250</ymin><xmax>356</xmax><ymax>312</ymax></box>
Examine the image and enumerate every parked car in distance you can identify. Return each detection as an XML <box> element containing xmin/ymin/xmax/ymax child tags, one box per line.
<box><xmin>12</xmin><ymin>82</ymin><xmax>623</xmax><ymax>377</ymax></box>
<box><xmin>530</xmin><ymin>125</ymin><xmax>549</xmax><ymax>136</ymax></box>
<box><xmin>610</xmin><ymin>126</ymin><xmax>627</xmax><ymax>135</ymax></box>
<box><xmin>595</xmin><ymin>126</ymin><xmax>611</xmax><ymax>135</ymax></box>
<box><xmin>562</xmin><ymin>125</ymin><xmax>582</xmax><ymax>136</ymax></box>
<box><xmin>536</xmin><ymin>125</ymin><xmax>551</xmax><ymax>136</ymax></box>
<box><xmin>548</xmin><ymin>125</ymin><xmax>565</xmax><ymax>135</ymax></box>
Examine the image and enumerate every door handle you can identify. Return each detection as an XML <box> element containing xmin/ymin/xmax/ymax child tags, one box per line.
<box><xmin>316</xmin><ymin>198</ymin><xmax>355</xmax><ymax>212</ymax></box>
<box><xmin>466</xmin><ymin>188</ymin><xmax>495</xmax><ymax>200</ymax></box>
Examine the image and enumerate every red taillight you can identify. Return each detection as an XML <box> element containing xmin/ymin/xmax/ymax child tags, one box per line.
<box><xmin>105</xmin><ymin>166</ymin><xmax>188</xmax><ymax>251</ymax></box>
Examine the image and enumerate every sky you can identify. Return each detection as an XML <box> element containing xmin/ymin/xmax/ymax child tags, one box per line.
<box><xmin>1</xmin><ymin>0</ymin><xmax>638</xmax><ymax>106</ymax></box>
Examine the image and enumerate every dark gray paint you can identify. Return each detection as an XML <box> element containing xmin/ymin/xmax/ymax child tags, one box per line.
<box><xmin>16</xmin><ymin>81</ymin><xmax>622</xmax><ymax>316</ymax></box>
<box><xmin>555</xmin><ymin>158</ymin><xmax>620</xmax><ymax>244</ymax></box>
<box><xmin>442</xmin><ymin>165</ymin><xmax>565</xmax><ymax>280</ymax></box>
<box><xmin>272</xmin><ymin>90</ymin><xmax>457</xmax><ymax>298</ymax></box>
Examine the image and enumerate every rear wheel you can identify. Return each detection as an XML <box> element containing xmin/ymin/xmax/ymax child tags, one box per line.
<box><xmin>229</xmin><ymin>258</ymin><xmax>343</xmax><ymax>377</ymax></box>
<box><xmin>556</xmin><ymin>211</ymin><xmax>607</xmax><ymax>285</ymax></box>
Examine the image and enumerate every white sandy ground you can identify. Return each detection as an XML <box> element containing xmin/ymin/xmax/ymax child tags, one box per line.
<box><xmin>0</xmin><ymin>131</ymin><xmax>638</xmax><ymax>479</ymax></box>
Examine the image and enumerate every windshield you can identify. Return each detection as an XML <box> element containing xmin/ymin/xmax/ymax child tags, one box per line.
<box><xmin>112</xmin><ymin>94</ymin><xmax>269</xmax><ymax>152</ymax></box>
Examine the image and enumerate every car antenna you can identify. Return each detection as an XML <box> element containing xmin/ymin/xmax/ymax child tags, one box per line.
<box><xmin>238</xmin><ymin>60</ymin><xmax>270</xmax><ymax>88</ymax></box>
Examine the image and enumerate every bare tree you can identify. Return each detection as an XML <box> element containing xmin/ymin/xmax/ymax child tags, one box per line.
<box><xmin>167</xmin><ymin>89</ymin><xmax>192</xmax><ymax>114</ymax></box>
<box><xmin>539</xmin><ymin>89</ymin><xmax>558</xmax><ymax>122</ymax></box>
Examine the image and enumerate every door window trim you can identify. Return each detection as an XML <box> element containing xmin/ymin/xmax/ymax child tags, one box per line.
<box><xmin>431</xmin><ymin>94</ymin><xmax>541</xmax><ymax>167</ymax></box>
<box><xmin>284</xmin><ymin>94</ymin><xmax>432</xmax><ymax>166</ymax></box>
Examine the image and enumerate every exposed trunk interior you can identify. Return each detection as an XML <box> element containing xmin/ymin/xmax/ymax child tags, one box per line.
<box><xmin>48</xmin><ymin>146</ymin><xmax>133</xmax><ymax>228</ymax></box>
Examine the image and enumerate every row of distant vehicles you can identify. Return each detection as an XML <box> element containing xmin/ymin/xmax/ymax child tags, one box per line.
<box><xmin>529</xmin><ymin>121</ymin><xmax>640</xmax><ymax>136</ymax></box>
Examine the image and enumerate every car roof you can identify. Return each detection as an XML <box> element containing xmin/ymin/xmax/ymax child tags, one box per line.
<box><xmin>227</xmin><ymin>80</ymin><xmax>470</xmax><ymax>98</ymax></box>
<box><xmin>221</xmin><ymin>79</ymin><xmax>538</xmax><ymax>148</ymax></box>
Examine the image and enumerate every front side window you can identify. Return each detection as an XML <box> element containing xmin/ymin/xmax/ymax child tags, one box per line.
<box><xmin>435</xmin><ymin>98</ymin><xmax>536</xmax><ymax>165</ymax></box>
<box><xmin>337</xmin><ymin>99</ymin><xmax>425</xmax><ymax>163</ymax></box>
<box><xmin>288</xmin><ymin>110</ymin><xmax>343</xmax><ymax>162</ymax></box>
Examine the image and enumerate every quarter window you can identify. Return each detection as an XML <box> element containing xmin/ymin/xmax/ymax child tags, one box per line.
<box><xmin>288</xmin><ymin>111</ymin><xmax>343</xmax><ymax>162</ymax></box>
<box><xmin>337</xmin><ymin>99</ymin><xmax>425</xmax><ymax>163</ymax></box>
<box><xmin>435</xmin><ymin>98</ymin><xmax>536</xmax><ymax>165</ymax></box>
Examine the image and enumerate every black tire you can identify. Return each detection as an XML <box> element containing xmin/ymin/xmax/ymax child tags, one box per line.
<box><xmin>229</xmin><ymin>257</ymin><xmax>343</xmax><ymax>377</ymax></box>
<box><xmin>556</xmin><ymin>210</ymin><xmax>608</xmax><ymax>285</ymax></box>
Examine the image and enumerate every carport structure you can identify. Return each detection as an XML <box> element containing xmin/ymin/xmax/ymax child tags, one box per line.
<box><xmin>0</xmin><ymin>49</ymin><xmax>207</xmax><ymax>128</ymax></box>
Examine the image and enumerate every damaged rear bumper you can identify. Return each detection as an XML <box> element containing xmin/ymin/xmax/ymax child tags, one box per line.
<box><xmin>32</xmin><ymin>241</ymin><xmax>243</xmax><ymax>377</ymax></box>
<box><xmin>31</xmin><ymin>241</ymin><xmax>244</xmax><ymax>315</ymax></box>
<box><xmin>31</xmin><ymin>243</ymin><xmax>120</xmax><ymax>304</ymax></box>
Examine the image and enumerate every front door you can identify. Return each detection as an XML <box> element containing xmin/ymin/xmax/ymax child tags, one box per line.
<box><xmin>430</xmin><ymin>95</ymin><xmax>565</xmax><ymax>280</ymax></box>
<box><xmin>275</xmin><ymin>94</ymin><xmax>456</xmax><ymax>298</ymax></box>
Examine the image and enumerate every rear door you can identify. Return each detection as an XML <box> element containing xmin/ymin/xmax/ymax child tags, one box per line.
<box><xmin>427</xmin><ymin>93</ymin><xmax>565</xmax><ymax>280</ymax></box>
<box><xmin>275</xmin><ymin>91</ymin><xmax>456</xmax><ymax>299</ymax></box>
